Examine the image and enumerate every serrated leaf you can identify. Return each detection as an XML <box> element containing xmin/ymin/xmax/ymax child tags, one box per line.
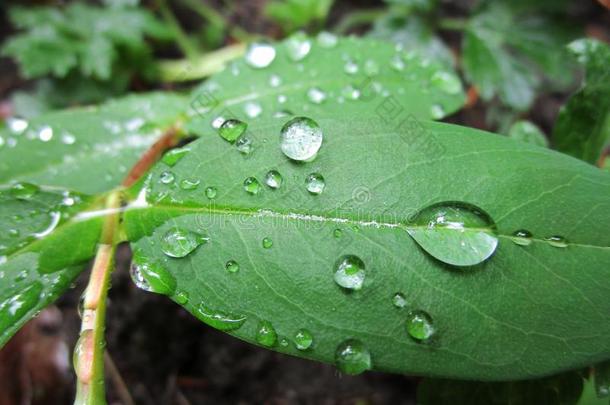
<box><xmin>186</xmin><ymin>35</ymin><xmax>465</xmax><ymax>136</ymax></box>
<box><xmin>0</xmin><ymin>93</ymin><xmax>188</xmax><ymax>194</ymax></box>
<box><xmin>124</xmin><ymin>115</ymin><xmax>610</xmax><ymax>380</ymax></box>
<box><xmin>554</xmin><ymin>39</ymin><xmax>610</xmax><ymax>165</ymax></box>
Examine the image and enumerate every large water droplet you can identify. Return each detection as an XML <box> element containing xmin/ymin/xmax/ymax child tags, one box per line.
<box><xmin>161</xmin><ymin>227</ymin><xmax>208</xmax><ymax>258</ymax></box>
<box><xmin>243</xmin><ymin>177</ymin><xmax>262</xmax><ymax>195</ymax></box>
<box><xmin>196</xmin><ymin>303</ymin><xmax>246</xmax><ymax>331</ymax></box>
<box><xmin>130</xmin><ymin>251</ymin><xmax>177</xmax><ymax>295</ymax></box>
<box><xmin>430</xmin><ymin>71</ymin><xmax>462</xmax><ymax>95</ymax></box>
<box><xmin>307</xmin><ymin>87</ymin><xmax>327</xmax><ymax>104</ymax></box>
<box><xmin>334</xmin><ymin>255</ymin><xmax>365</xmax><ymax>290</ymax></box>
<box><xmin>335</xmin><ymin>339</ymin><xmax>371</xmax><ymax>375</ymax></box>
<box><xmin>294</xmin><ymin>328</ymin><xmax>313</xmax><ymax>350</ymax></box>
<box><xmin>255</xmin><ymin>320</ymin><xmax>277</xmax><ymax>347</ymax></box>
<box><xmin>219</xmin><ymin>119</ymin><xmax>247</xmax><ymax>143</ymax></box>
<box><xmin>162</xmin><ymin>147</ymin><xmax>190</xmax><ymax>167</ymax></box>
<box><xmin>285</xmin><ymin>32</ymin><xmax>312</xmax><ymax>61</ymax></box>
<box><xmin>280</xmin><ymin>117</ymin><xmax>323</xmax><ymax>161</ymax></box>
<box><xmin>264</xmin><ymin>170</ymin><xmax>283</xmax><ymax>189</ymax></box>
<box><xmin>245</xmin><ymin>42</ymin><xmax>276</xmax><ymax>68</ymax></box>
<box><xmin>546</xmin><ymin>235</ymin><xmax>568</xmax><ymax>248</ymax></box>
<box><xmin>406</xmin><ymin>310</ymin><xmax>435</xmax><ymax>342</ymax></box>
<box><xmin>511</xmin><ymin>230</ymin><xmax>533</xmax><ymax>246</ymax></box>
<box><xmin>407</xmin><ymin>202</ymin><xmax>498</xmax><ymax>267</ymax></box>
<box><xmin>305</xmin><ymin>173</ymin><xmax>325</xmax><ymax>195</ymax></box>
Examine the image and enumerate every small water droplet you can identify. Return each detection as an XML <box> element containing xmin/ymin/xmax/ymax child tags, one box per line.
<box><xmin>255</xmin><ymin>320</ymin><xmax>277</xmax><ymax>347</ymax></box>
<box><xmin>341</xmin><ymin>85</ymin><xmax>361</xmax><ymax>101</ymax></box>
<box><xmin>196</xmin><ymin>303</ymin><xmax>246</xmax><ymax>331</ymax></box>
<box><xmin>285</xmin><ymin>32</ymin><xmax>312</xmax><ymax>61</ymax></box>
<box><xmin>279</xmin><ymin>337</ymin><xmax>289</xmax><ymax>347</ymax></box>
<box><xmin>334</xmin><ymin>255</ymin><xmax>365</xmax><ymax>290</ymax></box>
<box><xmin>430</xmin><ymin>71</ymin><xmax>462</xmax><ymax>95</ymax></box>
<box><xmin>161</xmin><ymin>227</ymin><xmax>208</xmax><ymax>258</ymax></box>
<box><xmin>159</xmin><ymin>171</ymin><xmax>175</xmax><ymax>185</ymax></box>
<box><xmin>364</xmin><ymin>59</ymin><xmax>380</xmax><ymax>77</ymax></box>
<box><xmin>294</xmin><ymin>329</ymin><xmax>313</xmax><ymax>350</ymax></box>
<box><xmin>162</xmin><ymin>147</ymin><xmax>190</xmax><ymax>167</ymax></box>
<box><xmin>205</xmin><ymin>186</ymin><xmax>217</xmax><ymax>199</ymax></box>
<box><xmin>392</xmin><ymin>293</ymin><xmax>407</xmax><ymax>308</ymax></box>
<box><xmin>245</xmin><ymin>42</ymin><xmax>276</xmax><ymax>68</ymax></box>
<box><xmin>262</xmin><ymin>237</ymin><xmax>273</xmax><ymax>249</ymax></box>
<box><xmin>10</xmin><ymin>182</ymin><xmax>40</xmax><ymax>200</ymax></box>
<box><xmin>545</xmin><ymin>235</ymin><xmax>568</xmax><ymax>248</ymax></box>
<box><xmin>511</xmin><ymin>230</ymin><xmax>533</xmax><ymax>246</ymax></box>
<box><xmin>406</xmin><ymin>310</ymin><xmax>435</xmax><ymax>342</ymax></box>
<box><xmin>269</xmin><ymin>74</ymin><xmax>282</xmax><ymax>87</ymax></box>
<box><xmin>244</xmin><ymin>102</ymin><xmax>263</xmax><ymax>118</ymax></box>
<box><xmin>307</xmin><ymin>87</ymin><xmax>327</xmax><ymax>104</ymax></box>
<box><xmin>407</xmin><ymin>202</ymin><xmax>498</xmax><ymax>267</ymax></box>
<box><xmin>430</xmin><ymin>104</ymin><xmax>446</xmax><ymax>119</ymax></box>
<box><xmin>344</xmin><ymin>59</ymin><xmax>359</xmax><ymax>75</ymax></box>
<box><xmin>305</xmin><ymin>173</ymin><xmax>325</xmax><ymax>195</ymax></box>
<box><xmin>335</xmin><ymin>339</ymin><xmax>371</xmax><ymax>375</ymax></box>
<box><xmin>175</xmin><ymin>291</ymin><xmax>189</xmax><ymax>305</ymax></box>
<box><xmin>390</xmin><ymin>54</ymin><xmax>405</xmax><ymax>71</ymax></box>
<box><xmin>317</xmin><ymin>31</ymin><xmax>338</xmax><ymax>48</ymax></box>
<box><xmin>277</xmin><ymin>94</ymin><xmax>288</xmax><ymax>104</ymax></box>
<box><xmin>333</xmin><ymin>229</ymin><xmax>343</xmax><ymax>238</ymax></box>
<box><xmin>280</xmin><ymin>117</ymin><xmax>323</xmax><ymax>161</ymax></box>
<box><xmin>61</xmin><ymin>132</ymin><xmax>76</xmax><ymax>145</ymax></box>
<box><xmin>235</xmin><ymin>136</ymin><xmax>253</xmax><ymax>154</ymax></box>
<box><xmin>243</xmin><ymin>177</ymin><xmax>262</xmax><ymax>195</ymax></box>
<box><xmin>179</xmin><ymin>178</ymin><xmax>200</xmax><ymax>190</ymax></box>
<box><xmin>219</xmin><ymin>119</ymin><xmax>247</xmax><ymax>143</ymax></box>
<box><xmin>225</xmin><ymin>260</ymin><xmax>240</xmax><ymax>273</ymax></box>
<box><xmin>264</xmin><ymin>170</ymin><xmax>283</xmax><ymax>189</ymax></box>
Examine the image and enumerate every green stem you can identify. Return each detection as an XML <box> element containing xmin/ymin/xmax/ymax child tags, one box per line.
<box><xmin>438</xmin><ymin>17</ymin><xmax>467</xmax><ymax>31</ymax></box>
<box><xmin>74</xmin><ymin>191</ymin><xmax>121</xmax><ymax>405</ymax></box>
<box><xmin>334</xmin><ymin>9</ymin><xmax>385</xmax><ymax>34</ymax></box>
<box><xmin>158</xmin><ymin>43</ymin><xmax>246</xmax><ymax>82</ymax></box>
<box><xmin>156</xmin><ymin>0</ymin><xmax>198</xmax><ymax>60</ymax></box>
<box><xmin>178</xmin><ymin>0</ymin><xmax>227</xmax><ymax>30</ymax></box>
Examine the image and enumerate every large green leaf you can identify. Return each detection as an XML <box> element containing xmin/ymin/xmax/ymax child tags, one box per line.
<box><xmin>0</xmin><ymin>93</ymin><xmax>188</xmax><ymax>194</ymax></box>
<box><xmin>554</xmin><ymin>39</ymin><xmax>610</xmax><ymax>166</ymax></box>
<box><xmin>124</xmin><ymin>115</ymin><xmax>610</xmax><ymax>380</ymax></box>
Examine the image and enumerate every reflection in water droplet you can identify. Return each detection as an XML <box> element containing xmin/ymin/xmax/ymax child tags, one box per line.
<box><xmin>225</xmin><ymin>260</ymin><xmax>240</xmax><ymax>273</ymax></box>
<box><xmin>294</xmin><ymin>329</ymin><xmax>313</xmax><ymax>350</ymax></box>
<box><xmin>256</xmin><ymin>320</ymin><xmax>277</xmax><ymax>347</ymax></box>
<box><xmin>407</xmin><ymin>201</ymin><xmax>498</xmax><ymax>267</ymax></box>
<box><xmin>161</xmin><ymin>228</ymin><xmax>208</xmax><ymax>258</ymax></box>
<box><xmin>546</xmin><ymin>235</ymin><xmax>568</xmax><ymax>248</ymax></box>
<box><xmin>406</xmin><ymin>310</ymin><xmax>435</xmax><ymax>342</ymax></box>
<box><xmin>285</xmin><ymin>32</ymin><xmax>312</xmax><ymax>61</ymax></box>
<box><xmin>335</xmin><ymin>339</ymin><xmax>371</xmax><ymax>375</ymax></box>
<box><xmin>219</xmin><ymin>119</ymin><xmax>247</xmax><ymax>143</ymax></box>
<box><xmin>280</xmin><ymin>117</ymin><xmax>323</xmax><ymax>161</ymax></box>
<box><xmin>430</xmin><ymin>71</ymin><xmax>462</xmax><ymax>95</ymax></box>
<box><xmin>159</xmin><ymin>171</ymin><xmax>175</xmax><ymax>185</ymax></box>
<box><xmin>196</xmin><ymin>303</ymin><xmax>246</xmax><ymax>331</ymax></box>
<box><xmin>264</xmin><ymin>170</ymin><xmax>283</xmax><ymax>189</ymax></box>
<box><xmin>245</xmin><ymin>42</ymin><xmax>276</xmax><ymax>68</ymax></box>
<box><xmin>334</xmin><ymin>255</ymin><xmax>365</xmax><ymax>290</ymax></box>
<box><xmin>179</xmin><ymin>179</ymin><xmax>200</xmax><ymax>190</ymax></box>
<box><xmin>162</xmin><ymin>147</ymin><xmax>190</xmax><ymax>167</ymax></box>
<box><xmin>205</xmin><ymin>187</ymin><xmax>217</xmax><ymax>199</ymax></box>
<box><xmin>305</xmin><ymin>173</ymin><xmax>325</xmax><ymax>195</ymax></box>
<box><xmin>262</xmin><ymin>237</ymin><xmax>273</xmax><ymax>249</ymax></box>
<box><xmin>511</xmin><ymin>230</ymin><xmax>533</xmax><ymax>246</ymax></box>
<box><xmin>243</xmin><ymin>177</ymin><xmax>262</xmax><ymax>195</ymax></box>
<box><xmin>392</xmin><ymin>293</ymin><xmax>407</xmax><ymax>308</ymax></box>
<box><xmin>317</xmin><ymin>31</ymin><xmax>338</xmax><ymax>48</ymax></box>
<box><xmin>307</xmin><ymin>87</ymin><xmax>327</xmax><ymax>104</ymax></box>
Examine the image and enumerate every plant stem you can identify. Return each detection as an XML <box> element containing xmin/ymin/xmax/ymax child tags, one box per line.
<box><xmin>334</xmin><ymin>8</ymin><xmax>385</xmax><ymax>34</ymax></box>
<box><xmin>438</xmin><ymin>17</ymin><xmax>468</xmax><ymax>31</ymax></box>
<box><xmin>158</xmin><ymin>43</ymin><xmax>246</xmax><ymax>82</ymax></box>
<box><xmin>73</xmin><ymin>191</ymin><xmax>121</xmax><ymax>405</ymax></box>
<box><xmin>155</xmin><ymin>0</ymin><xmax>199</xmax><ymax>60</ymax></box>
<box><xmin>178</xmin><ymin>0</ymin><xmax>227</xmax><ymax>31</ymax></box>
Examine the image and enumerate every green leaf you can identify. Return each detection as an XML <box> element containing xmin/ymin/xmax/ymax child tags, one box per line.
<box><xmin>0</xmin><ymin>93</ymin><xmax>188</xmax><ymax>194</ymax></box>
<box><xmin>265</xmin><ymin>0</ymin><xmax>334</xmax><ymax>33</ymax></box>
<box><xmin>508</xmin><ymin>120</ymin><xmax>549</xmax><ymax>148</ymax></box>
<box><xmin>553</xmin><ymin>39</ymin><xmax>610</xmax><ymax>165</ymax></box>
<box><xmin>124</xmin><ymin>115</ymin><xmax>610</xmax><ymax>380</ymax></box>
<box><xmin>187</xmin><ymin>35</ymin><xmax>465</xmax><ymax>136</ymax></box>
<box><xmin>462</xmin><ymin>2</ymin><xmax>577</xmax><ymax>110</ymax></box>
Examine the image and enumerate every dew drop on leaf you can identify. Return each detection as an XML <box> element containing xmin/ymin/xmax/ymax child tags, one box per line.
<box><xmin>256</xmin><ymin>320</ymin><xmax>277</xmax><ymax>347</ymax></box>
<box><xmin>38</xmin><ymin>125</ymin><xmax>53</xmax><ymax>142</ymax></box>
<box><xmin>174</xmin><ymin>291</ymin><xmax>189</xmax><ymax>305</ymax></box>
<box><xmin>162</xmin><ymin>147</ymin><xmax>190</xmax><ymax>167</ymax></box>
<box><xmin>294</xmin><ymin>328</ymin><xmax>313</xmax><ymax>350</ymax></box>
<box><xmin>285</xmin><ymin>32</ymin><xmax>312</xmax><ymax>61</ymax></box>
<box><xmin>390</xmin><ymin>54</ymin><xmax>405</xmax><ymax>71</ymax></box>
<box><xmin>0</xmin><ymin>282</ymin><xmax>42</xmax><ymax>333</ymax></box>
<box><xmin>364</xmin><ymin>59</ymin><xmax>380</xmax><ymax>77</ymax></box>
<box><xmin>264</xmin><ymin>170</ymin><xmax>283</xmax><ymax>189</ymax></box>
<box><xmin>305</xmin><ymin>173</ymin><xmax>325</xmax><ymax>195</ymax></box>
<box><xmin>225</xmin><ymin>260</ymin><xmax>240</xmax><ymax>273</ymax></box>
<box><xmin>392</xmin><ymin>293</ymin><xmax>407</xmax><ymax>308</ymax></box>
<box><xmin>344</xmin><ymin>59</ymin><xmax>359</xmax><ymax>75</ymax></box>
<box><xmin>243</xmin><ymin>177</ymin><xmax>262</xmax><ymax>195</ymax></box>
<box><xmin>10</xmin><ymin>182</ymin><xmax>40</xmax><ymax>200</ymax></box>
<box><xmin>205</xmin><ymin>186</ymin><xmax>217</xmax><ymax>199</ymax></box>
<box><xmin>307</xmin><ymin>87</ymin><xmax>327</xmax><ymax>104</ymax></box>
<box><xmin>511</xmin><ymin>230</ymin><xmax>533</xmax><ymax>246</ymax></box>
<box><xmin>219</xmin><ymin>119</ymin><xmax>248</xmax><ymax>143</ymax></box>
<box><xmin>545</xmin><ymin>235</ymin><xmax>568</xmax><ymax>248</ymax></box>
<box><xmin>333</xmin><ymin>229</ymin><xmax>343</xmax><ymax>238</ymax></box>
<box><xmin>244</xmin><ymin>101</ymin><xmax>262</xmax><ymax>118</ymax></box>
<box><xmin>235</xmin><ymin>135</ymin><xmax>253</xmax><ymax>154</ymax></box>
<box><xmin>130</xmin><ymin>251</ymin><xmax>177</xmax><ymax>295</ymax></box>
<box><xmin>179</xmin><ymin>178</ymin><xmax>200</xmax><ymax>190</ymax></box>
<box><xmin>159</xmin><ymin>171</ymin><xmax>175</xmax><ymax>185</ymax></box>
<box><xmin>406</xmin><ymin>310</ymin><xmax>435</xmax><ymax>342</ymax></box>
<box><xmin>341</xmin><ymin>85</ymin><xmax>361</xmax><ymax>101</ymax></box>
<box><xmin>211</xmin><ymin>116</ymin><xmax>225</xmax><ymax>129</ymax></box>
<box><xmin>335</xmin><ymin>339</ymin><xmax>371</xmax><ymax>375</ymax></box>
<box><xmin>245</xmin><ymin>42</ymin><xmax>276</xmax><ymax>68</ymax></box>
<box><xmin>196</xmin><ymin>303</ymin><xmax>246</xmax><ymax>331</ymax></box>
<box><xmin>262</xmin><ymin>237</ymin><xmax>273</xmax><ymax>249</ymax></box>
<box><xmin>334</xmin><ymin>255</ymin><xmax>366</xmax><ymax>290</ymax></box>
<box><xmin>269</xmin><ymin>74</ymin><xmax>282</xmax><ymax>87</ymax></box>
<box><xmin>280</xmin><ymin>117</ymin><xmax>323</xmax><ymax>161</ymax></box>
<box><xmin>161</xmin><ymin>227</ymin><xmax>208</xmax><ymax>258</ymax></box>
<box><xmin>407</xmin><ymin>201</ymin><xmax>498</xmax><ymax>267</ymax></box>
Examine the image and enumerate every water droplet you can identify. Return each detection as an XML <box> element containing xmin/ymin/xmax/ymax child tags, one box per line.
<box><xmin>392</xmin><ymin>293</ymin><xmax>407</xmax><ymax>308</ymax></box>
<box><xmin>6</xmin><ymin>117</ymin><xmax>28</xmax><ymax>134</ymax></box>
<box><xmin>243</xmin><ymin>177</ymin><xmax>262</xmax><ymax>195</ymax></box>
<box><xmin>212</xmin><ymin>116</ymin><xmax>225</xmax><ymax>129</ymax></box>
<box><xmin>317</xmin><ymin>31</ymin><xmax>338</xmax><ymax>48</ymax></box>
<box><xmin>130</xmin><ymin>251</ymin><xmax>177</xmax><ymax>295</ymax></box>
<box><xmin>341</xmin><ymin>85</ymin><xmax>361</xmax><ymax>101</ymax></box>
<box><xmin>407</xmin><ymin>202</ymin><xmax>498</xmax><ymax>267</ymax></box>
<box><xmin>294</xmin><ymin>329</ymin><xmax>313</xmax><ymax>350</ymax></box>
<box><xmin>305</xmin><ymin>173</ymin><xmax>325</xmax><ymax>195</ymax></box>
<box><xmin>8</xmin><ymin>228</ymin><xmax>20</xmax><ymax>238</ymax></box>
<box><xmin>73</xmin><ymin>329</ymin><xmax>94</xmax><ymax>383</ymax></box>
<box><xmin>196</xmin><ymin>303</ymin><xmax>246</xmax><ymax>331</ymax></box>
<box><xmin>406</xmin><ymin>310</ymin><xmax>435</xmax><ymax>342</ymax></box>
<box><xmin>364</xmin><ymin>59</ymin><xmax>380</xmax><ymax>77</ymax></box>
<box><xmin>244</xmin><ymin>102</ymin><xmax>262</xmax><ymax>118</ymax></box>
<box><xmin>225</xmin><ymin>260</ymin><xmax>240</xmax><ymax>273</ymax></box>
<box><xmin>307</xmin><ymin>87</ymin><xmax>327</xmax><ymax>104</ymax></box>
<box><xmin>245</xmin><ymin>42</ymin><xmax>276</xmax><ymax>68</ymax></box>
<box><xmin>236</xmin><ymin>136</ymin><xmax>253</xmax><ymax>154</ymax></box>
<box><xmin>0</xmin><ymin>282</ymin><xmax>42</xmax><ymax>333</ymax></box>
<box><xmin>280</xmin><ymin>117</ymin><xmax>323</xmax><ymax>161</ymax></box>
<box><xmin>205</xmin><ymin>186</ymin><xmax>217</xmax><ymax>199</ymax></box>
<box><xmin>61</xmin><ymin>132</ymin><xmax>76</xmax><ymax>145</ymax></box>
<box><xmin>159</xmin><ymin>171</ymin><xmax>175</xmax><ymax>185</ymax></box>
<box><xmin>334</xmin><ymin>255</ymin><xmax>365</xmax><ymax>290</ymax></box>
<box><xmin>430</xmin><ymin>71</ymin><xmax>462</xmax><ymax>95</ymax></box>
<box><xmin>162</xmin><ymin>147</ymin><xmax>190</xmax><ymax>167</ymax></box>
<box><xmin>161</xmin><ymin>227</ymin><xmax>208</xmax><ymax>258</ymax></box>
<box><xmin>262</xmin><ymin>237</ymin><xmax>273</xmax><ymax>249</ymax></box>
<box><xmin>285</xmin><ymin>32</ymin><xmax>312</xmax><ymax>61</ymax></box>
<box><xmin>279</xmin><ymin>337</ymin><xmax>289</xmax><ymax>347</ymax></box>
<box><xmin>255</xmin><ymin>320</ymin><xmax>277</xmax><ymax>347</ymax></box>
<box><xmin>277</xmin><ymin>94</ymin><xmax>287</xmax><ymax>104</ymax></box>
<box><xmin>390</xmin><ymin>55</ymin><xmax>405</xmax><ymax>71</ymax></box>
<box><xmin>269</xmin><ymin>74</ymin><xmax>282</xmax><ymax>87</ymax></box>
<box><xmin>335</xmin><ymin>339</ymin><xmax>371</xmax><ymax>375</ymax></box>
<box><xmin>430</xmin><ymin>104</ymin><xmax>446</xmax><ymax>119</ymax></box>
<box><xmin>38</xmin><ymin>125</ymin><xmax>53</xmax><ymax>142</ymax></box>
<box><xmin>219</xmin><ymin>119</ymin><xmax>247</xmax><ymax>143</ymax></box>
<box><xmin>545</xmin><ymin>235</ymin><xmax>568</xmax><ymax>248</ymax></box>
<box><xmin>511</xmin><ymin>230</ymin><xmax>533</xmax><ymax>246</ymax></box>
<box><xmin>179</xmin><ymin>178</ymin><xmax>200</xmax><ymax>190</ymax></box>
<box><xmin>333</xmin><ymin>229</ymin><xmax>343</xmax><ymax>238</ymax></box>
<box><xmin>264</xmin><ymin>170</ymin><xmax>283</xmax><ymax>189</ymax></box>
<box><xmin>10</xmin><ymin>182</ymin><xmax>40</xmax><ymax>200</ymax></box>
<box><xmin>344</xmin><ymin>59</ymin><xmax>359</xmax><ymax>75</ymax></box>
